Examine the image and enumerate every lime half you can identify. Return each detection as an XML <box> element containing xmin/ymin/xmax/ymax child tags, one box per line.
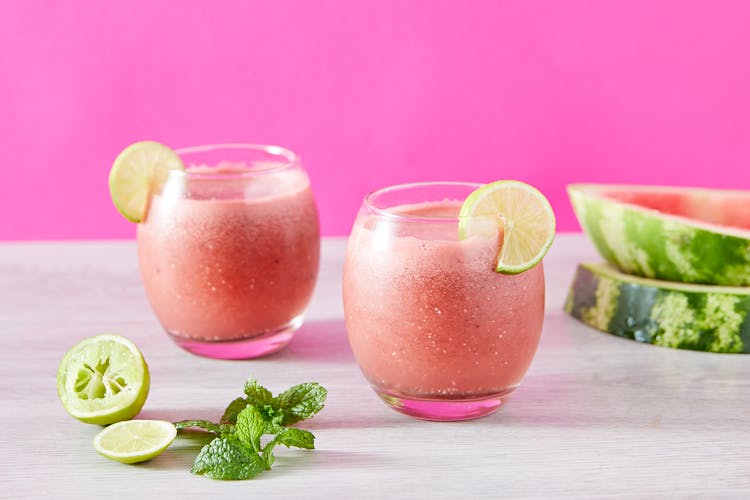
<box><xmin>57</xmin><ymin>334</ymin><xmax>150</xmax><ymax>425</ymax></box>
<box><xmin>94</xmin><ymin>420</ymin><xmax>176</xmax><ymax>464</ymax></box>
<box><xmin>109</xmin><ymin>141</ymin><xmax>184</xmax><ymax>222</ymax></box>
<box><xmin>459</xmin><ymin>180</ymin><xmax>556</xmax><ymax>274</ymax></box>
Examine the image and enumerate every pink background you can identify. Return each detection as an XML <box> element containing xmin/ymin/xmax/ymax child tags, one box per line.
<box><xmin>2</xmin><ymin>0</ymin><xmax>749</xmax><ymax>239</ymax></box>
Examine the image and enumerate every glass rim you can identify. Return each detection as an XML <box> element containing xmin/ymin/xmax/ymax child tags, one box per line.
<box><xmin>172</xmin><ymin>143</ymin><xmax>299</xmax><ymax>178</ymax></box>
<box><xmin>363</xmin><ymin>181</ymin><xmax>483</xmax><ymax>223</ymax></box>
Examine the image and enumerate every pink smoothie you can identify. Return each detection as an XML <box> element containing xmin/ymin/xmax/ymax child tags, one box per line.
<box><xmin>137</xmin><ymin>168</ymin><xmax>319</xmax><ymax>341</ymax></box>
<box><xmin>343</xmin><ymin>201</ymin><xmax>544</xmax><ymax>400</ymax></box>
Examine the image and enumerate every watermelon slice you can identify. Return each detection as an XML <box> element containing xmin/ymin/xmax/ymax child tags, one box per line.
<box><xmin>568</xmin><ymin>184</ymin><xmax>750</xmax><ymax>286</ymax></box>
<box><xmin>565</xmin><ymin>262</ymin><xmax>749</xmax><ymax>353</ymax></box>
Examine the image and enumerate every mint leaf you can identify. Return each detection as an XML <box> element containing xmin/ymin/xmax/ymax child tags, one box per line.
<box><xmin>261</xmin><ymin>441</ymin><xmax>276</xmax><ymax>467</ymax></box>
<box><xmin>258</xmin><ymin>428</ymin><xmax>315</xmax><ymax>469</ymax></box>
<box><xmin>235</xmin><ymin>405</ymin><xmax>266</xmax><ymax>452</ymax></box>
<box><xmin>274</xmin><ymin>383</ymin><xmax>328</xmax><ymax>425</ymax></box>
<box><xmin>221</xmin><ymin>397</ymin><xmax>248</xmax><ymax>425</ymax></box>
<box><xmin>244</xmin><ymin>377</ymin><xmax>274</xmax><ymax>406</ymax></box>
<box><xmin>179</xmin><ymin>376</ymin><xmax>328</xmax><ymax>481</ymax></box>
<box><xmin>191</xmin><ymin>435</ymin><xmax>268</xmax><ymax>480</ymax></box>
<box><xmin>174</xmin><ymin>420</ymin><xmax>234</xmax><ymax>434</ymax></box>
<box><xmin>275</xmin><ymin>427</ymin><xmax>315</xmax><ymax>450</ymax></box>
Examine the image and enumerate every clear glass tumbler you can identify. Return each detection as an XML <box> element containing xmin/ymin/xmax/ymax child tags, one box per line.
<box><xmin>137</xmin><ymin>144</ymin><xmax>320</xmax><ymax>359</ymax></box>
<box><xmin>343</xmin><ymin>182</ymin><xmax>545</xmax><ymax>421</ymax></box>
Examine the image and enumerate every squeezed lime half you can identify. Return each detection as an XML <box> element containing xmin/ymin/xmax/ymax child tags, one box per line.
<box><xmin>94</xmin><ymin>420</ymin><xmax>176</xmax><ymax>464</ymax></box>
<box><xmin>57</xmin><ymin>334</ymin><xmax>150</xmax><ymax>425</ymax></box>
<box><xmin>459</xmin><ymin>180</ymin><xmax>556</xmax><ymax>274</ymax></box>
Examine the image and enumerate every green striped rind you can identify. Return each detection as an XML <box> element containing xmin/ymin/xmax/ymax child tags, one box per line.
<box><xmin>568</xmin><ymin>184</ymin><xmax>750</xmax><ymax>286</ymax></box>
<box><xmin>565</xmin><ymin>262</ymin><xmax>750</xmax><ymax>353</ymax></box>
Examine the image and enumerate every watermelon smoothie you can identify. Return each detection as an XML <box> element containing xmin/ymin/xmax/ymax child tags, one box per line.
<box><xmin>137</xmin><ymin>145</ymin><xmax>320</xmax><ymax>359</ymax></box>
<box><xmin>343</xmin><ymin>182</ymin><xmax>545</xmax><ymax>421</ymax></box>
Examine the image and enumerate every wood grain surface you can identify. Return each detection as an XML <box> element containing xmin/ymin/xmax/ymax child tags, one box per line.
<box><xmin>1</xmin><ymin>235</ymin><xmax>748</xmax><ymax>499</ymax></box>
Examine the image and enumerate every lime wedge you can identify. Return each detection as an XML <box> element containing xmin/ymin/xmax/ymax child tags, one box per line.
<box><xmin>94</xmin><ymin>420</ymin><xmax>177</xmax><ymax>464</ymax></box>
<box><xmin>459</xmin><ymin>180</ymin><xmax>556</xmax><ymax>274</ymax></box>
<box><xmin>57</xmin><ymin>334</ymin><xmax>150</xmax><ymax>425</ymax></box>
<box><xmin>108</xmin><ymin>141</ymin><xmax>184</xmax><ymax>222</ymax></box>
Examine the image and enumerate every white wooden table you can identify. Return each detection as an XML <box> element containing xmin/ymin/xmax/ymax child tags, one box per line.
<box><xmin>1</xmin><ymin>235</ymin><xmax>748</xmax><ymax>499</ymax></box>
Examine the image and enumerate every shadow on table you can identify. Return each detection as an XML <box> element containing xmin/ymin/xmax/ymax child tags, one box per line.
<box><xmin>141</xmin><ymin>433</ymin><xmax>386</xmax><ymax>474</ymax></box>
<box><xmin>489</xmin><ymin>373</ymin><xmax>590</xmax><ymax>428</ymax></box>
<box><xmin>491</xmin><ymin>372</ymin><xmax>695</xmax><ymax>430</ymax></box>
<box><xmin>140</xmin><ymin>429</ymin><xmax>213</xmax><ymax>472</ymax></box>
<box><xmin>278</xmin><ymin>449</ymin><xmax>387</xmax><ymax>470</ymax></box>
<box><xmin>275</xmin><ymin>318</ymin><xmax>354</xmax><ymax>362</ymax></box>
<box><xmin>302</xmin><ymin>413</ymin><xmax>392</xmax><ymax>431</ymax></box>
<box><xmin>138</xmin><ymin>407</ymin><xmax>224</xmax><ymax>423</ymax></box>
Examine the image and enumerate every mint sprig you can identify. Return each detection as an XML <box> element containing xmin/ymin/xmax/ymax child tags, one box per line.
<box><xmin>175</xmin><ymin>376</ymin><xmax>327</xmax><ymax>481</ymax></box>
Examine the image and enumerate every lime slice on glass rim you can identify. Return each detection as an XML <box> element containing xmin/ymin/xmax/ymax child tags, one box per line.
<box><xmin>459</xmin><ymin>180</ymin><xmax>556</xmax><ymax>274</ymax></box>
<box><xmin>94</xmin><ymin>420</ymin><xmax>176</xmax><ymax>464</ymax></box>
<box><xmin>108</xmin><ymin>141</ymin><xmax>184</xmax><ymax>222</ymax></box>
<box><xmin>57</xmin><ymin>334</ymin><xmax>150</xmax><ymax>425</ymax></box>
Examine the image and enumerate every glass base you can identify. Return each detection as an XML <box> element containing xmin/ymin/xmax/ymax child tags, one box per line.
<box><xmin>376</xmin><ymin>387</ymin><xmax>517</xmax><ymax>421</ymax></box>
<box><xmin>166</xmin><ymin>316</ymin><xmax>303</xmax><ymax>360</ymax></box>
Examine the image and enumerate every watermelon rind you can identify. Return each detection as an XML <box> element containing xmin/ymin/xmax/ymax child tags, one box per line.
<box><xmin>568</xmin><ymin>184</ymin><xmax>750</xmax><ymax>286</ymax></box>
<box><xmin>565</xmin><ymin>262</ymin><xmax>750</xmax><ymax>353</ymax></box>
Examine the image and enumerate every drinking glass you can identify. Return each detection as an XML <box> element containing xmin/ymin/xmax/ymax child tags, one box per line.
<box><xmin>137</xmin><ymin>144</ymin><xmax>320</xmax><ymax>359</ymax></box>
<box><xmin>343</xmin><ymin>182</ymin><xmax>545</xmax><ymax>421</ymax></box>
